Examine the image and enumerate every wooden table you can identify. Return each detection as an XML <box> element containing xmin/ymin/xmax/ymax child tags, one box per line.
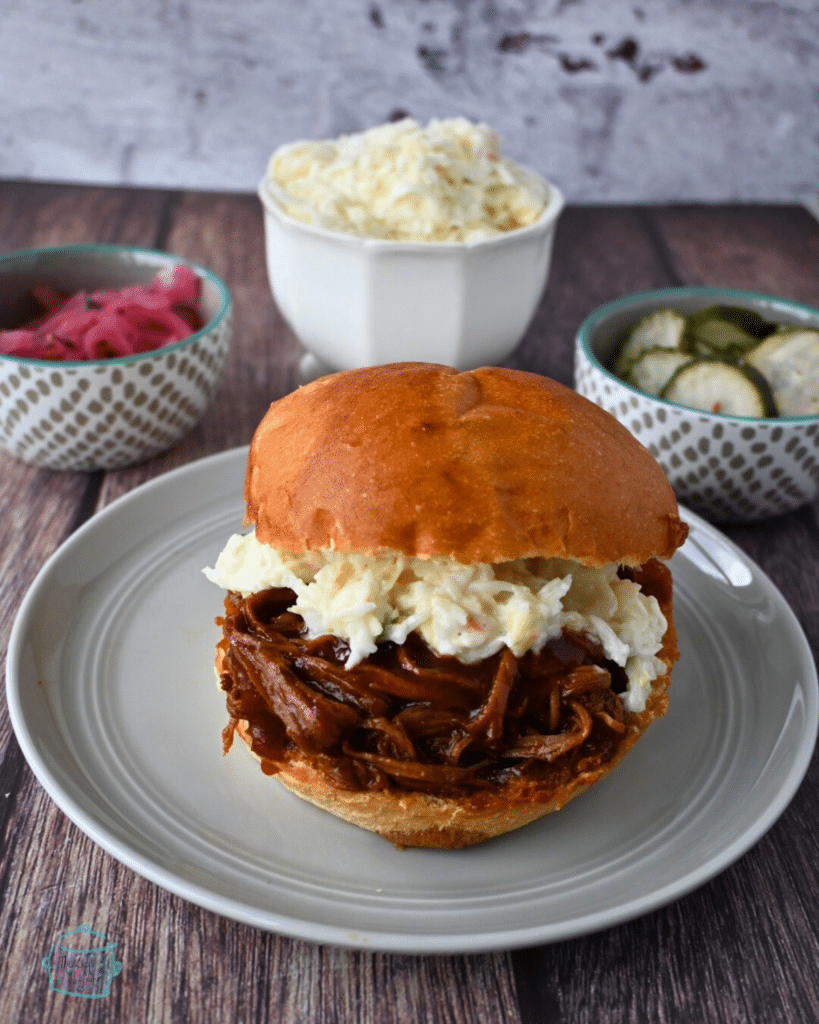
<box><xmin>1</xmin><ymin>181</ymin><xmax>818</xmax><ymax>1023</ymax></box>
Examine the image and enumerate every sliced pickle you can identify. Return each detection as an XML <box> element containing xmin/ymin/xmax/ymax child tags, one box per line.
<box><xmin>628</xmin><ymin>348</ymin><xmax>693</xmax><ymax>397</ymax></box>
<box><xmin>660</xmin><ymin>359</ymin><xmax>775</xmax><ymax>417</ymax></box>
<box><xmin>609</xmin><ymin>302</ymin><xmax>817</xmax><ymax>418</ymax></box>
<box><xmin>686</xmin><ymin>304</ymin><xmax>775</xmax><ymax>341</ymax></box>
<box><xmin>684</xmin><ymin>313</ymin><xmax>760</xmax><ymax>359</ymax></box>
<box><xmin>613</xmin><ymin>308</ymin><xmax>686</xmax><ymax>378</ymax></box>
<box><xmin>746</xmin><ymin>329</ymin><xmax>819</xmax><ymax>416</ymax></box>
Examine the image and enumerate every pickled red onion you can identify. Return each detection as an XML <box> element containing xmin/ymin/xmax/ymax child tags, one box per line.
<box><xmin>0</xmin><ymin>263</ymin><xmax>203</xmax><ymax>361</ymax></box>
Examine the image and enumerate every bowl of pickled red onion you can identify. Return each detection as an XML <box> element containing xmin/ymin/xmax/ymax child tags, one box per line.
<box><xmin>0</xmin><ymin>244</ymin><xmax>232</xmax><ymax>470</ymax></box>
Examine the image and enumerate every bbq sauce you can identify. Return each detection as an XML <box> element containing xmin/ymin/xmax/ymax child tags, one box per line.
<box><xmin>215</xmin><ymin>560</ymin><xmax>671</xmax><ymax>798</ymax></box>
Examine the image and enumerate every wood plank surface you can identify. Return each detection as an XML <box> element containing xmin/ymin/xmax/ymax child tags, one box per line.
<box><xmin>649</xmin><ymin>203</ymin><xmax>819</xmax><ymax>305</ymax></box>
<box><xmin>1</xmin><ymin>183</ymin><xmax>818</xmax><ymax>1024</ymax></box>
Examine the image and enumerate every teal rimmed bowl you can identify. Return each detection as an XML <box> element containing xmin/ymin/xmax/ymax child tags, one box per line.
<box><xmin>0</xmin><ymin>245</ymin><xmax>232</xmax><ymax>471</ymax></box>
<box><xmin>574</xmin><ymin>287</ymin><xmax>819</xmax><ymax>522</ymax></box>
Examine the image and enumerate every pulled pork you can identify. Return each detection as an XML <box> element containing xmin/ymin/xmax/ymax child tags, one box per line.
<box><xmin>214</xmin><ymin>574</ymin><xmax>659</xmax><ymax>800</ymax></box>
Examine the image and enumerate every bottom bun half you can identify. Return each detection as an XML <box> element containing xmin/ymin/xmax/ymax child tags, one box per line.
<box><xmin>219</xmin><ymin>630</ymin><xmax>675</xmax><ymax>850</ymax></box>
<box><xmin>234</xmin><ymin>719</ymin><xmax>606</xmax><ymax>848</ymax></box>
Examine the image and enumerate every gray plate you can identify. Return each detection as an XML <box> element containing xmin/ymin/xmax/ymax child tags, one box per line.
<box><xmin>6</xmin><ymin>447</ymin><xmax>818</xmax><ymax>953</ymax></box>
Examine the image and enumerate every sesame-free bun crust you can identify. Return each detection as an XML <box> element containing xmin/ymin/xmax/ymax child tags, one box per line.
<box><xmin>245</xmin><ymin>363</ymin><xmax>687</xmax><ymax>566</ymax></box>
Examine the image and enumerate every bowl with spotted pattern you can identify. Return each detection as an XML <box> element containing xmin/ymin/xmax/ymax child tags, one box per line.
<box><xmin>0</xmin><ymin>245</ymin><xmax>232</xmax><ymax>471</ymax></box>
<box><xmin>574</xmin><ymin>287</ymin><xmax>819</xmax><ymax>522</ymax></box>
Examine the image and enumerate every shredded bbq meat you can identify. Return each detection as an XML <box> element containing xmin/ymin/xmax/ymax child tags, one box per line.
<box><xmin>214</xmin><ymin>576</ymin><xmax>657</xmax><ymax>799</ymax></box>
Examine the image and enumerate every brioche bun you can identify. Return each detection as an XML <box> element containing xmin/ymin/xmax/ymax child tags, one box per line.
<box><xmin>245</xmin><ymin>362</ymin><xmax>688</xmax><ymax>566</ymax></box>
<box><xmin>215</xmin><ymin>364</ymin><xmax>687</xmax><ymax>848</ymax></box>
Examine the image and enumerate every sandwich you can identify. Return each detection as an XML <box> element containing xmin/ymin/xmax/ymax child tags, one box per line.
<box><xmin>204</xmin><ymin>363</ymin><xmax>688</xmax><ymax>848</ymax></box>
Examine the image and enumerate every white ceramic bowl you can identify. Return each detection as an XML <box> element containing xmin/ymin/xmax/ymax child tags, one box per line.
<box><xmin>257</xmin><ymin>174</ymin><xmax>564</xmax><ymax>372</ymax></box>
<box><xmin>574</xmin><ymin>287</ymin><xmax>819</xmax><ymax>522</ymax></box>
<box><xmin>0</xmin><ymin>245</ymin><xmax>232</xmax><ymax>471</ymax></box>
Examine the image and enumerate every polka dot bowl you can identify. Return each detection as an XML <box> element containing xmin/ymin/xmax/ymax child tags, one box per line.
<box><xmin>574</xmin><ymin>287</ymin><xmax>819</xmax><ymax>522</ymax></box>
<box><xmin>0</xmin><ymin>245</ymin><xmax>232</xmax><ymax>471</ymax></box>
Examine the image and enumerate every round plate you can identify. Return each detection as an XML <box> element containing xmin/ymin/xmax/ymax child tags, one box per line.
<box><xmin>6</xmin><ymin>448</ymin><xmax>818</xmax><ymax>953</ymax></box>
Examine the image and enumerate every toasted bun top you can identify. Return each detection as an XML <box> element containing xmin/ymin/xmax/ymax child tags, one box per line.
<box><xmin>245</xmin><ymin>363</ymin><xmax>688</xmax><ymax>565</ymax></box>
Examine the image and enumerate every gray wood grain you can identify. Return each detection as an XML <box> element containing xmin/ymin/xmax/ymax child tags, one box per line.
<box><xmin>649</xmin><ymin>203</ymin><xmax>819</xmax><ymax>307</ymax></box>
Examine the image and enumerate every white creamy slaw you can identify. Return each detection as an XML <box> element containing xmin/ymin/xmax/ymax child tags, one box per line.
<box><xmin>264</xmin><ymin>117</ymin><xmax>549</xmax><ymax>242</ymax></box>
<box><xmin>204</xmin><ymin>532</ymin><xmax>668</xmax><ymax>714</ymax></box>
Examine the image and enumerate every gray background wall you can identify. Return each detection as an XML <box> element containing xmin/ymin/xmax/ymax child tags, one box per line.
<box><xmin>1</xmin><ymin>0</ymin><xmax>817</xmax><ymax>203</ymax></box>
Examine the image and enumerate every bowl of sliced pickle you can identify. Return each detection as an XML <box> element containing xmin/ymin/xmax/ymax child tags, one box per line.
<box><xmin>574</xmin><ymin>287</ymin><xmax>819</xmax><ymax>522</ymax></box>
